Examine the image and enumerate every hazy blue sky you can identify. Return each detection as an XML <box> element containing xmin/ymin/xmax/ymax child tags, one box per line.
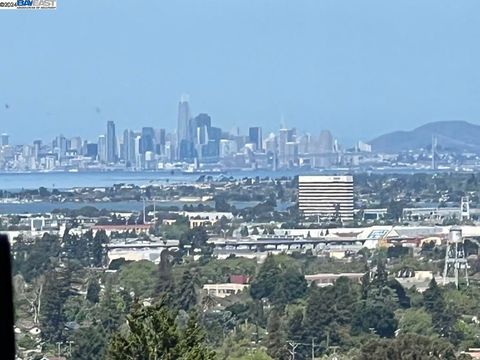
<box><xmin>1</xmin><ymin>0</ymin><xmax>480</xmax><ymax>145</ymax></box>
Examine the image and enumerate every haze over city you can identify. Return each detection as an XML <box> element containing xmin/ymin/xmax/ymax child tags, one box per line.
<box><xmin>2</xmin><ymin>0</ymin><xmax>480</xmax><ymax>144</ymax></box>
<box><xmin>6</xmin><ymin>2</ymin><xmax>480</xmax><ymax>360</ymax></box>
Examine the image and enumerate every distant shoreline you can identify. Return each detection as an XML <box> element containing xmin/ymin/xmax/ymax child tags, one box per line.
<box><xmin>0</xmin><ymin>167</ymin><xmax>468</xmax><ymax>192</ymax></box>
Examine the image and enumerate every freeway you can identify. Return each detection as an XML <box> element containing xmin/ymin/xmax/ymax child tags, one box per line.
<box><xmin>209</xmin><ymin>237</ymin><xmax>366</xmax><ymax>249</ymax></box>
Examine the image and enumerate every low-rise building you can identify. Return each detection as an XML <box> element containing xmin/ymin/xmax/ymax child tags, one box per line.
<box><xmin>203</xmin><ymin>283</ymin><xmax>249</xmax><ymax>298</ymax></box>
<box><xmin>305</xmin><ymin>273</ymin><xmax>364</xmax><ymax>287</ymax></box>
<box><xmin>91</xmin><ymin>224</ymin><xmax>152</xmax><ymax>236</ymax></box>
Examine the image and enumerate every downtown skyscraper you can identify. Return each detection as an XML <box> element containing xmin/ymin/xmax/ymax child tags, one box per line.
<box><xmin>177</xmin><ymin>94</ymin><xmax>192</xmax><ymax>160</ymax></box>
<box><xmin>122</xmin><ymin>129</ymin><xmax>136</xmax><ymax>166</ymax></box>
<box><xmin>248</xmin><ymin>127</ymin><xmax>263</xmax><ymax>151</ymax></box>
<box><xmin>106</xmin><ymin>120</ymin><xmax>117</xmax><ymax>163</ymax></box>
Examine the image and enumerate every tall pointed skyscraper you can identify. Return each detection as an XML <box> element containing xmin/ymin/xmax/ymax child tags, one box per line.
<box><xmin>177</xmin><ymin>94</ymin><xmax>192</xmax><ymax>160</ymax></box>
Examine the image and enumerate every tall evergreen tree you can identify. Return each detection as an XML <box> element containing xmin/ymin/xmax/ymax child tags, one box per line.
<box><xmin>86</xmin><ymin>278</ymin><xmax>101</xmax><ymax>304</ymax></box>
<box><xmin>332</xmin><ymin>276</ymin><xmax>359</xmax><ymax>325</ymax></box>
<box><xmin>91</xmin><ymin>230</ymin><xmax>108</xmax><ymax>267</ymax></box>
<box><xmin>286</xmin><ymin>308</ymin><xmax>304</xmax><ymax>343</ymax></box>
<box><xmin>155</xmin><ymin>250</ymin><xmax>174</xmax><ymax>300</ymax></box>
<box><xmin>265</xmin><ymin>308</ymin><xmax>289</xmax><ymax>360</ymax></box>
<box><xmin>176</xmin><ymin>268</ymin><xmax>199</xmax><ymax>312</ymax></box>
<box><xmin>273</xmin><ymin>269</ymin><xmax>307</xmax><ymax>306</ymax></box>
<box><xmin>250</xmin><ymin>255</ymin><xmax>282</xmax><ymax>301</ymax></box>
<box><xmin>40</xmin><ymin>266</ymin><xmax>71</xmax><ymax>343</ymax></box>
<box><xmin>423</xmin><ymin>277</ymin><xmax>443</xmax><ymax>314</ymax></box>
<box><xmin>99</xmin><ymin>278</ymin><xmax>124</xmax><ymax>334</ymax></box>
<box><xmin>423</xmin><ymin>278</ymin><xmax>458</xmax><ymax>341</ymax></box>
<box><xmin>105</xmin><ymin>301</ymin><xmax>215</xmax><ymax>360</ymax></box>
<box><xmin>304</xmin><ymin>286</ymin><xmax>337</xmax><ymax>346</ymax></box>
<box><xmin>360</xmin><ymin>269</ymin><xmax>371</xmax><ymax>300</ymax></box>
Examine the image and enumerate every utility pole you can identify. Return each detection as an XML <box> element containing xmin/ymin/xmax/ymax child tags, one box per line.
<box><xmin>311</xmin><ymin>337</ymin><xmax>315</xmax><ymax>360</ymax></box>
<box><xmin>143</xmin><ymin>197</ymin><xmax>146</xmax><ymax>224</ymax></box>
<box><xmin>153</xmin><ymin>198</ymin><xmax>156</xmax><ymax>225</ymax></box>
<box><xmin>431</xmin><ymin>135</ymin><xmax>437</xmax><ymax>170</ymax></box>
<box><xmin>287</xmin><ymin>341</ymin><xmax>299</xmax><ymax>360</ymax></box>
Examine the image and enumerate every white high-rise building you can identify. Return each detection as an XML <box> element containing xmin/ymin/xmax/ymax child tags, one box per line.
<box><xmin>298</xmin><ymin>175</ymin><xmax>354</xmax><ymax>221</ymax></box>
<box><xmin>97</xmin><ymin>135</ymin><xmax>107</xmax><ymax>163</ymax></box>
<box><xmin>134</xmin><ymin>135</ymin><xmax>143</xmax><ymax>168</ymax></box>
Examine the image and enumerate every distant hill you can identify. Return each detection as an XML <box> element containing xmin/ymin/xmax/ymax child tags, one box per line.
<box><xmin>369</xmin><ymin>121</ymin><xmax>480</xmax><ymax>153</ymax></box>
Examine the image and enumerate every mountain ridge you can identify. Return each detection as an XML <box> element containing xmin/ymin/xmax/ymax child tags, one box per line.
<box><xmin>369</xmin><ymin>121</ymin><xmax>480</xmax><ymax>153</ymax></box>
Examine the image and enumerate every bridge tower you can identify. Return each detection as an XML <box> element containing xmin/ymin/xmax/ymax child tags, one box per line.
<box><xmin>442</xmin><ymin>226</ymin><xmax>469</xmax><ymax>288</ymax></box>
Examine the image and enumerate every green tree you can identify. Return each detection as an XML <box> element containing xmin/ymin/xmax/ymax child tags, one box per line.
<box><xmin>98</xmin><ymin>278</ymin><xmax>125</xmax><ymax>334</ymax></box>
<box><xmin>91</xmin><ymin>230</ymin><xmax>107</xmax><ymax>267</ymax></box>
<box><xmin>250</xmin><ymin>255</ymin><xmax>282</xmax><ymax>301</ymax></box>
<box><xmin>386</xmin><ymin>200</ymin><xmax>405</xmax><ymax>222</ymax></box>
<box><xmin>351</xmin><ymin>300</ymin><xmax>398</xmax><ymax>338</ymax></box>
<box><xmin>423</xmin><ymin>277</ymin><xmax>442</xmax><ymax>314</ymax></box>
<box><xmin>286</xmin><ymin>308</ymin><xmax>304</xmax><ymax>343</ymax></box>
<box><xmin>265</xmin><ymin>308</ymin><xmax>289</xmax><ymax>360</ymax></box>
<box><xmin>355</xmin><ymin>333</ymin><xmax>457</xmax><ymax>360</ymax></box>
<box><xmin>63</xmin><ymin>232</ymin><xmax>88</xmax><ymax>265</ymax></box>
<box><xmin>105</xmin><ymin>301</ymin><xmax>215</xmax><ymax>360</ymax></box>
<box><xmin>71</xmin><ymin>325</ymin><xmax>107</xmax><ymax>360</ymax></box>
<box><xmin>332</xmin><ymin>276</ymin><xmax>360</xmax><ymax>324</ymax></box>
<box><xmin>40</xmin><ymin>266</ymin><xmax>72</xmax><ymax>343</ymax></box>
<box><xmin>13</xmin><ymin>233</ymin><xmax>61</xmax><ymax>282</ymax></box>
<box><xmin>180</xmin><ymin>315</ymin><xmax>217</xmax><ymax>359</ymax></box>
<box><xmin>214</xmin><ymin>196</ymin><xmax>231</xmax><ymax>212</ymax></box>
<box><xmin>360</xmin><ymin>270</ymin><xmax>370</xmax><ymax>300</ymax></box>
<box><xmin>423</xmin><ymin>278</ymin><xmax>459</xmax><ymax>341</ymax></box>
<box><xmin>155</xmin><ymin>250</ymin><xmax>174</xmax><ymax>299</ymax></box>
<box><xmin>273</xmin><ymin>268</ymin><xmax>307</xmax><ymax>306</ymax></box>
<box><xmin>180</xmin><ymin>226</ymin><xmax>210</xmax><ymax>252</ymax></box>
<box><xmin>176</xmin><ymin>268</ymin><xmax>199</xmax><ymax>312</ymax></box>
<box><xmin>304</xmin><ymin>286</ymin><xmax>338</xmax><ymax>347</ymax></box>
<box><xmin>117</xmin><ymin>260</ymin><xmax>157</xmax><ymax>298</ymax></box>
<box><xmin>227</xmin><ymin>351</ymin><xmax>272</xmax><ymax>360</ymax></box>
<box><xmin>250</xmin><ymin>255</ymin><xmax>306</xmax><ymax>305</ymax></box>
<box><xmin>86</xmin><ymin>278</ymin><xmax>101</xmax><ymax>304</ymax></box>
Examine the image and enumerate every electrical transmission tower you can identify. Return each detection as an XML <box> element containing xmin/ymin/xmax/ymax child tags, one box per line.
<box><xmin>443</xmin><ymin>226</ymin><xmax>469</xmax><ymax>288</ymax></box>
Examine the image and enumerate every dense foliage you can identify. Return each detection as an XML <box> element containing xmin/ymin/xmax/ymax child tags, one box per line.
<box><xmin>11</xmin><ymin>219</ymin><xmax>480</xmax><ymax>359</ymax></box>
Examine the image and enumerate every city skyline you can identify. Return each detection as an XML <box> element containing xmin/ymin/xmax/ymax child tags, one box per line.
<box><xmin>2</xmin><ymin>1</ymin><xmax>480</xmax><ymax>144</ymax></box>
<box><xmin>0</xmin><ymin>94</ymin><xmax>374</xmax><ymax>172</ymax></box>
<box><xmin>0</xmin><ymin>95</ymin><xmax>346</xmax><ymax>145</ymax></box>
